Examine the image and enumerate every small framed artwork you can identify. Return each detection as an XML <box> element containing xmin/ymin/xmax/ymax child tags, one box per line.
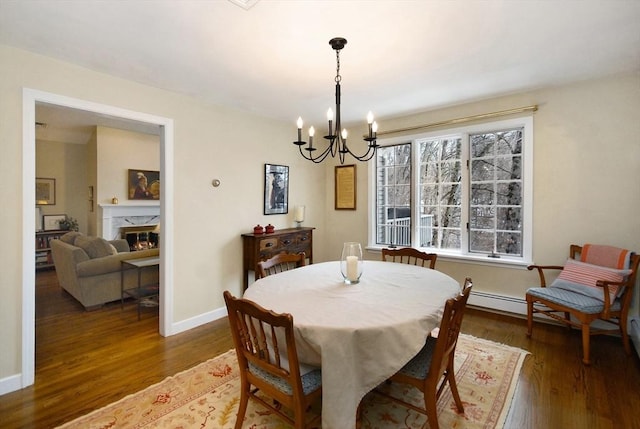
<box><xmin>264</xmin><ymin>164</ymin><xmax>289</xmax><ymax>215</ymax></box>
<box><xmin>128</xmin><ymin>169</ymin><xmax>160</xmax><ymax>200</ymax></box>
<box><xmin>36</xmin><ymin>177</ymin><xmax>56</xmax><ymax>205</ymax></box>
<box><xmin>335</xmin><ymin>164</ymin><xmax>356</xmax><ymax>210</ymax></box>
<box><xmin>43</xmin><ymin>214</ymin><xmax>66</xmax><ymax>231</ymax></box>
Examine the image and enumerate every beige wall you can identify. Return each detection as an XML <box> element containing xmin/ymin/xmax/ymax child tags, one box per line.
<box><xmin>35</xmin><ymin>140</ymin><xmax>88</xmax><ymax>233</ymax></box>
<box><xmin>96</xmin><ymin>126</ymin><xmax>160</xmax><ymax>206</ymax></box>
<box><xmin>1</xmin><ymin>41</ymin><xmax>639</xmax><ymax>391</ymax></box>
<box><xmin>0</xmin><ymin>44</ymin><xmax>327</xmax><ymax>385</ymax></box>
<box><xmin>324</xmin><ymin>72</ymin><xmax>640</xmax><ymax>299</ymax></box>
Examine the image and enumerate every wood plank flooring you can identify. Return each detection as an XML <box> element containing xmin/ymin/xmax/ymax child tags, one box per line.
<box><xmin>1</xmin><ymin>270</ymin><xmax>639</xmax><ymax>428</ymax></box>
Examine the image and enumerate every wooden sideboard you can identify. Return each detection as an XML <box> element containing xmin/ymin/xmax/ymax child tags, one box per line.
<box><xmin>241</xmin><ymin>227</ymin><xmax>314</xmax><ymax>290</ymax></box>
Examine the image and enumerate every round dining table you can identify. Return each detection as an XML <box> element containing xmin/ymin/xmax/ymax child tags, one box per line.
<box><xmin>243</xmin><ymin>260</ymin><xmax>461</xmax><ymax>429</ymax></box>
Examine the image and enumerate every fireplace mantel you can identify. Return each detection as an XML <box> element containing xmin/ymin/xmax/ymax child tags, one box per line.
<box><xmin>99</xmin><ymin>203</ymin><xmax>160</xmax><ymax>240</ymax></box>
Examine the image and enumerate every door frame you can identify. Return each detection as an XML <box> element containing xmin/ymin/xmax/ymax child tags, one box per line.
<box><xmin>21</xmin><ymin>88</ymin><xmax>175</xmax><ymax>387</ymax></box>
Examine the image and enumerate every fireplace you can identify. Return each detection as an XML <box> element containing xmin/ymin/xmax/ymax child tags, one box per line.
<box><xmin>99</xmin><ymin>203</ymin><xmax>160</xmax><ymax>240</ymax></box>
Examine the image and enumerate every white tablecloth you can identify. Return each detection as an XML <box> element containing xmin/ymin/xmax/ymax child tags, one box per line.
<box><xmin>243</xmin><ymin>260</ymin><xmax>460</xmax><ymax>429</ymax></box>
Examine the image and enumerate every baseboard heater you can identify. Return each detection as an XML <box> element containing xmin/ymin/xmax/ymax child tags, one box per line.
<box><xmin>468</xmin><ymin>291</ymin><xmax>528</xmax><ymax>316</ymax></box>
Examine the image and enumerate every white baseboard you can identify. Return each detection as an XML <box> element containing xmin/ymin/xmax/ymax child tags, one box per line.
<box><xmin>0</xmin><ymin>373</ymin><xmax>23</xmax><ymax>396</ymax></box>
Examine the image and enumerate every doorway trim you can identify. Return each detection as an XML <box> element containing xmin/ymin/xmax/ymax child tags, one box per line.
<box><xmin>22</xmin><ymin>88</ymin><xmax>175</xmax><ymax>387</ymax></box>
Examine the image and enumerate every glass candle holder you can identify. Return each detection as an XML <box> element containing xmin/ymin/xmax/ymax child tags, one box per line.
<box><xmin>341</xmin><ymin>242</ymin><xmax>363</xmax><ymax>284</ymax></box>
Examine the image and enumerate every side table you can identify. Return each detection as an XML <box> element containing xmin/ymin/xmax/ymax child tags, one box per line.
<box><xmin>121</xmin><ymin>256</ymin><xmax>160</xmax><ymax>320</ymax></box>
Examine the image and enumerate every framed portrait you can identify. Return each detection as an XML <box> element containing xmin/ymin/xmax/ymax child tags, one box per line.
<box><xmin>43</xmin><ymin>214</ymin><xmax>66</xmax><ymax>231</ymax></box>
<box><xmin>335</xmin><ymin>164</ymin><xmax>356</xmax><ymax>210</ymax></box>
<box><xmin>128</xmin><ymin>169</ymin><xmax>160</xmax><ymax>200</ymax></box>
<box><xmin>264</xmin><ymin>164</ymin><xmax>289</xmax><ymax>215</ymax></box>
<box><xmin>36</xmin><ymin>177</ymin><xmax>56</xmax><ymax>205</ymax></box>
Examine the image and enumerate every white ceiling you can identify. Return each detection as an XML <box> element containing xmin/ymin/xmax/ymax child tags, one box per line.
<box><xmin>1</xmin><ymin>0</ymin><xmax>639</xmax><ymax>144</ymax></box>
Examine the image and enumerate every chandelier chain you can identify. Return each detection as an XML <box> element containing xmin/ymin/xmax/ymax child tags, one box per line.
<box><xmin>335</xmin><ymin>50</ymin><xmax>341</xmax><ymax>83</ymax></box>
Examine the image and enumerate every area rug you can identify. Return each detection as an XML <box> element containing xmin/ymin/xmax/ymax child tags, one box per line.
<box><xmin>56</xmin><ymin>334</ymin><xmax>528</xmax><ymax>429</ymax></box>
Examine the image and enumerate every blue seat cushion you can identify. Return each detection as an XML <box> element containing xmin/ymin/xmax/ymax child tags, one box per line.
<box><xmin>249</xmin><ymin>362</ymin><xmax>322</xmax><ymax>395</ymax></box>
<box><xmin>527</xmin><ymin>287</ymin><xmax>621</xmax><ymax>314</ymax></box>
<box><xmin>397</xmin><ymin>336</ymin><xmax>437</xmax><ymax>380</ymax></box>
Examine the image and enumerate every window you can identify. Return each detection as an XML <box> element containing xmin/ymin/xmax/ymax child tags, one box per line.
<box><xmin>369</xmin><ymin>116</ymin><xmax>533</xmax><ymax>265</ymax></box>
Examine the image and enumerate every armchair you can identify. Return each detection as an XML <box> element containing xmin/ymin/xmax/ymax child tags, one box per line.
<box><xmin>526</xmin><ymin>244</ymin><xmax>639</xmax><ymax>365</ymax></box>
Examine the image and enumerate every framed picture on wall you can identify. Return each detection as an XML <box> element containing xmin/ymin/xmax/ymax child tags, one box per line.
<box><xmin>128</xmin><ymin>169</ymin><xmax>160</xmax><ymax>200</ymax></box>
<box><xmin>43</xmin><ymin>214</ymin><xmax>66</xmax><ymax>231</ymax></box>
<box><xmin>36</xmin><ymin>177</ymin><xmax>56</xmax><ymax>205</ymax></box>
<box><xmin>264</xmin><ymin>164</ymin><xmax>289</xmax><ymax>215</ymax></box>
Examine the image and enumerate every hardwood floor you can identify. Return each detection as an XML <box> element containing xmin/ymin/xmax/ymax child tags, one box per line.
<box><xmin>1</xmin><ymin>270</ymin><xmax>639</xmax><ymax>428</ymax></box>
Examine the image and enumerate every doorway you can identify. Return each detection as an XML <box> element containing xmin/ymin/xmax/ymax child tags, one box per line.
<box><xmin>22</xmin><ymin>88</ymin><xmax>175</xmax><ymax>388</ymax></box>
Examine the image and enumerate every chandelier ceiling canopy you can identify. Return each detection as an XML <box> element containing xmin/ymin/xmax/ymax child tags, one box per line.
<box><xmin>294</xmin><ymin>38</ymin><xmax>378</xmax><ymax>164</ymax></box>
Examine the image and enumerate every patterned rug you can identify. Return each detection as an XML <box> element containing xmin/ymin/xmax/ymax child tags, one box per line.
<box><xmin>56</xmin><ymin>334</ymin><xmax>528</xmax><ymax>429</ymax></box>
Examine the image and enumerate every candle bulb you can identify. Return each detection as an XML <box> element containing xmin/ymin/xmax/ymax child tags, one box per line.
<box><xmin>296</xmin><ymin>117</ymin><xmax>303</xmax><ymax>142</ymax></box>
<box><xmin>372</xmin><ymin>121</ymin><xmax>378</xmax><ymax>139</ymax></box>
<box><xmin>327</xmin><ymin>108</ymin><xmax>334</xmax><ymax>136</ymax></box>
<box><xmin>341</xmin><ymin>128</ymin><xmax>348</xmax><ymax>141</ymax></box>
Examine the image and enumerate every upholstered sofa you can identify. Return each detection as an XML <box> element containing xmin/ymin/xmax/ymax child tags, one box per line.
<box><xmin>51</xmin><ymin>232</ymin><xmax>159</xmax><ymax>310</ymax></box>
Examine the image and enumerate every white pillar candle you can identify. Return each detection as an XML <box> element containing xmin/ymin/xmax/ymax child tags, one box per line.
<box><xmin>346</xmin><ymin>255</ymin><xmax>358</xmax><ymax>281</ymax></box>
<box><xmin>294</xmin><ymin>205</ymin><xmax>305</xmax><ymax>222</ymax></box>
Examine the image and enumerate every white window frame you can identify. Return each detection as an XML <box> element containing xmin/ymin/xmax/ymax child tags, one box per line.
<box><xmin>368</xmin><ymin>115</ymin><xmax>533</xmax><ymax>268</ymax></box>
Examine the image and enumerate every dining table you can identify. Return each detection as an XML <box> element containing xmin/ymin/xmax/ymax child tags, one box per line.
<box><xmin>242</xmin><ymin>260</ymin><xmax>461</xmax><ymax>429</ymax></box>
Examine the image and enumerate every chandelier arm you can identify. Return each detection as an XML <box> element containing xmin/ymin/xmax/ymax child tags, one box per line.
<box><xmin>299</xmin><ymin>141</ymin><xmax>334</xmax><ymax>164</ymax></box>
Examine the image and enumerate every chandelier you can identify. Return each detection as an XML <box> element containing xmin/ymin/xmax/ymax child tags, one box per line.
<box><xmin>294</xmin><ymin>37</ymin><xmax>379</xmax><ymax>164</ymax></box>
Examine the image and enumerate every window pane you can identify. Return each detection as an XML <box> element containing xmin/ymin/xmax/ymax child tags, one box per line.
<box><xmin>418</xmin><ymin>137</ymin><xmax>462</xmax><ymax>250</ymax></box>
<box><xmin>375</xmin><ymin>143</ymin><xmax>411</xmax><ymax>246</ymax></box>
<box><xmin>469</xmin><ymin>127</ymin><xmax>524</xmax><ymax>256</ymax></box>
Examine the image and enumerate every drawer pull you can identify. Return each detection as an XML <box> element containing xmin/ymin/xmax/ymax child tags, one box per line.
<box><xmin>282</xmin><ymin>240</ymin><xmax>291</xmax><ymax>245</ymax></box>
<box><xmin>265</xmin><ymin>242</ymin><xmax>273</xmax><ymax>247</ymax></box>
<box><xmin>300</xmin><ymin>237</ymin><xmax>307</xmax><ymax>241</ymax></box>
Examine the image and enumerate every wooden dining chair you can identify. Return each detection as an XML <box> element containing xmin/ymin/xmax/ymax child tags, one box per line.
<box><xmin>381</xmin><ymin>247</ymin><xmax>437</xmax><ymax>269</ymax></box>
<box><xmin>374</xmin><ymin>278</ymin><xmax>472</xmax><ymax>429</ymax></box>
<box><xmin>526</xmin><ymin>244</ymin><xmax>639</xmax><ymax>364</ymax></box>
<box><xmin>223</xmin><ymin>291</ymin><xmax>322</xmax><ymax>429</ymax></box>
<box><xmin>257</xmin><ymin>252</ymin><xmax>306</xmax><ymax>279</ymax></box>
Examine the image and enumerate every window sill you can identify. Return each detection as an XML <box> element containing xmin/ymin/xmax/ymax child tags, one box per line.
<box><xmin>366</xmin><ymin>246</ymin><xmax>531</xmax><ymax>270</ymax></box>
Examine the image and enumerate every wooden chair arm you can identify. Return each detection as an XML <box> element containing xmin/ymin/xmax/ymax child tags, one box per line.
<box><xmin>595</xmin><ymin>279</ymin><xmax>626</xmax><ymax>318</ymax></box>
<box><xmin>527</xmin><ymin>264</ymin><xmax>564</xmax><ymax>287</ymax></box>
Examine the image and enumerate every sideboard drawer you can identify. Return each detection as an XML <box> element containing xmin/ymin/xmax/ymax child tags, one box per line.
<box><xmin>259</xmin><ymin>237</ymin><xmax>279</xmax><ymax>252</ymax></box>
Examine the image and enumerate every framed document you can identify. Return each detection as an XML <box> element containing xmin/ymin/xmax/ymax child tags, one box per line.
<box><xmin>335</xmin><ymin>164</ymin><xmax>356</xmax><ymax>210</ymax></box>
